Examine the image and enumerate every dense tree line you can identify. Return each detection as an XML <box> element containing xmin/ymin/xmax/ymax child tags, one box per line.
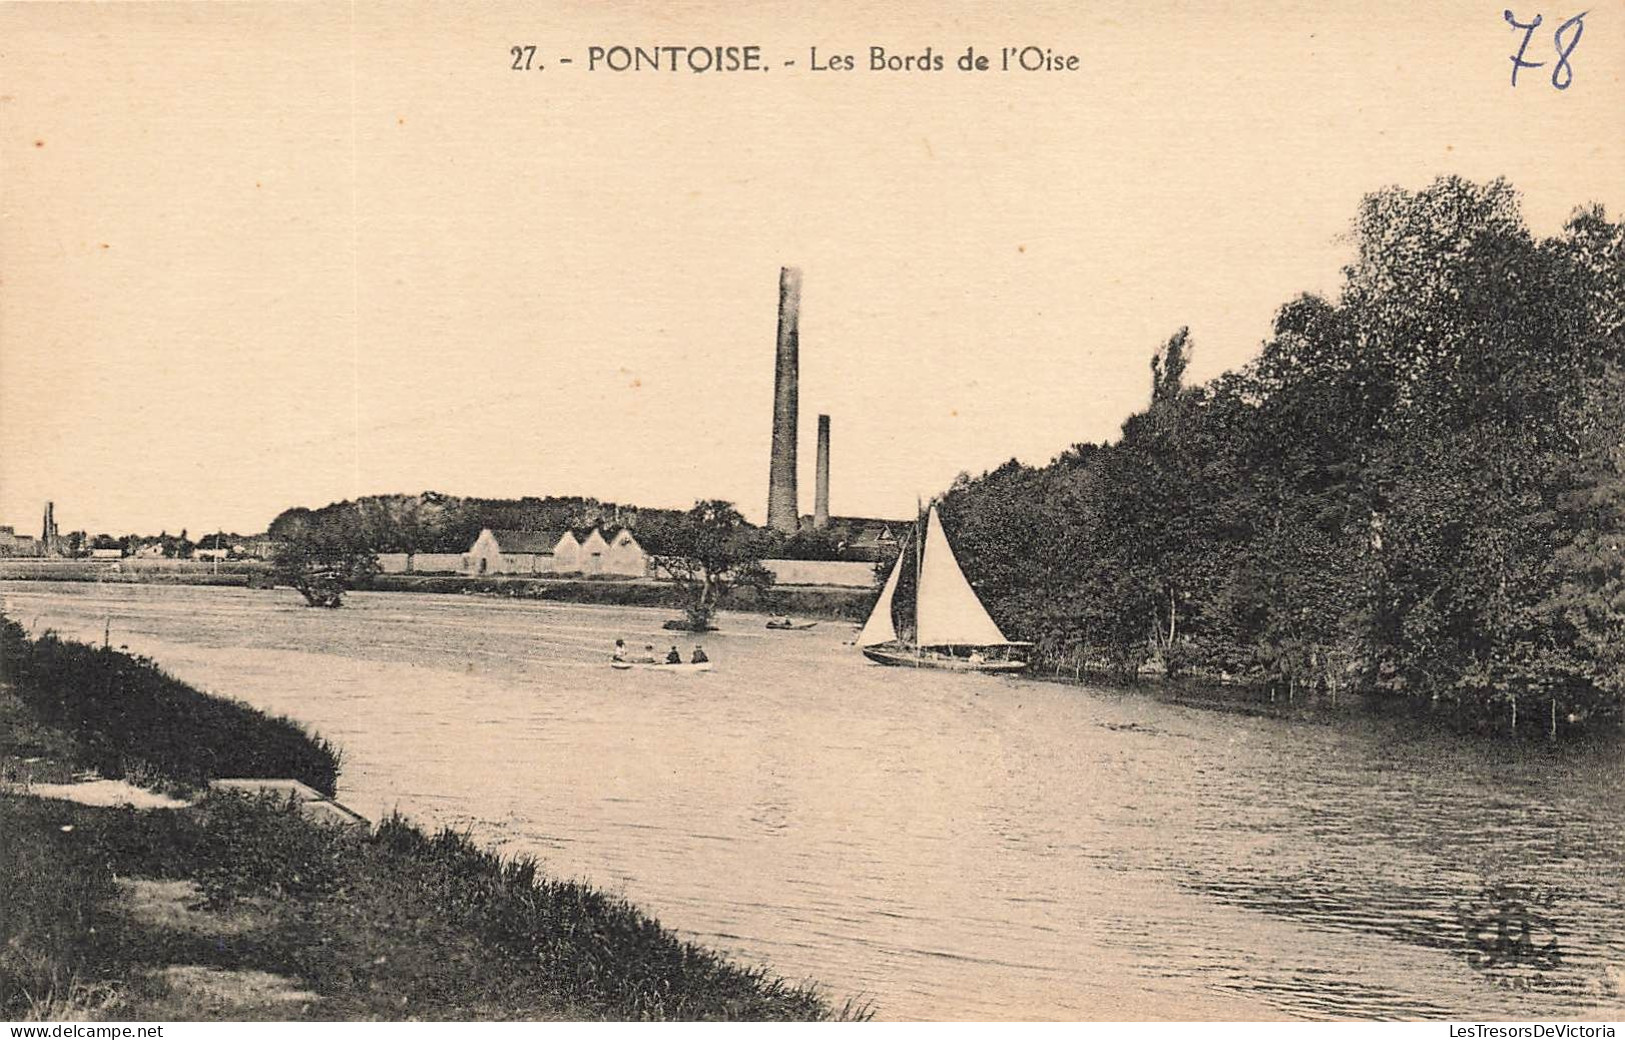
<box><xmin>938</xmin><ymin>178</ymin><xmax>1624</xmax><ymax>728</ymax></box>
<box><xmin>267</xmin><ymin>493</ymin><xmax>689</xmax><ymax>555</ymax></box>
<box><xmin>264</xmin><ymin>493</ymin><xmax>877</xmax><ymax>563</ymax></box>
<box><xmin>30</xmin><ymin>531</ymin><xmax>210</xmax><ymax>558</ymax></box>
<box><xmin>263</xmin><ymin>493</ymin><xmax>777</xmax><ymax>612</ymax></box>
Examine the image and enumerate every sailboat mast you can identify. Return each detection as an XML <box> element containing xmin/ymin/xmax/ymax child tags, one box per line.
<box><xmin>914</xmin><ymin>497</ymin><xmax>923</xmax><ymax>659</ymax></box>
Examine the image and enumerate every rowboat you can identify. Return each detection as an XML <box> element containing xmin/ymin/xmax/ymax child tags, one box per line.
<box><xmin>765</xmin><ymin>619</ymin><xmax>818</xmax><ymax>630</ymax></box>
<box><xmin>610</xmin><ymin>660</ymin><xmax>713</xmax><ymax>673</ymax></box>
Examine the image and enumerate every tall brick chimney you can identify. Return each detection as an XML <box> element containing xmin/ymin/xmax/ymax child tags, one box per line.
<box><xmin>814</xmin><ymin>414</ymin><xmax>831</xmax><ymax>529</ymax></box>
<box><xmin>766</xmin><ymin>267</ymin><xmax>802</xmax><ymax>535</ymax></box>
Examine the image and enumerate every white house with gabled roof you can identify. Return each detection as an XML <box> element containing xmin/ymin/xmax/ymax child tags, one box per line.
<box><xmin>465</xmin><ymin>528</ymin><xmax>569</xmax><ymax>575</ymax></box>
<box><xmin>602</xmin><ymin>527</ymin><xmax>650</xmax><ymax>577</ymax></box>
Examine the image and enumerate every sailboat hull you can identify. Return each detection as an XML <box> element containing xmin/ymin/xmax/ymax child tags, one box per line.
<box><xmin>860</xmin><ymin>646</ymin><xmax>1027</xmax><ymax>673</ymax></box>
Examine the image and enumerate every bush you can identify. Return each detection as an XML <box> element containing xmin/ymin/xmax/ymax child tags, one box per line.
<box><xmin>0</xmin><ymin>795</ymin><xmax>119</xmax><ymax>1020</ymax></box>
<box><xmin>192</xmin><ymin>792</ymin><xmax>350</xmax><ymax>908</ymax></box>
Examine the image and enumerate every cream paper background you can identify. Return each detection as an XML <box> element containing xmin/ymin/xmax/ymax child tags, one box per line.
<box><xmin>2</xmin><ymin>1</ymin><xmax>1621</xmax><ymax>536</ymax></box>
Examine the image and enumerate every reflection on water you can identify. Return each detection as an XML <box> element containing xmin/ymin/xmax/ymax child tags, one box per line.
<box><xmin>5</xmin><ymin>582</ymin><xmax>1622</xmax><ymax>1021</ymax></box>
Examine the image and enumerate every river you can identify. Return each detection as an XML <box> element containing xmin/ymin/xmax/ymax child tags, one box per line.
<box><xmin>3</xmin><ymin>581</ymin><xmax>1621</xmax><ymax>1021</ymax></box>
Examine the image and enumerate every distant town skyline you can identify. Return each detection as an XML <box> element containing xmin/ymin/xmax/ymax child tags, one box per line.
<box><xmin>3</xmin><ymin>1</ymin><xmax>1622</xmax><ymax>536</ymax></box>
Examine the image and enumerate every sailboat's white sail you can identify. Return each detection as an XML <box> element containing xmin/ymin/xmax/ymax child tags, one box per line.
<box><xmin>916</xmin><ymin>505</ymin><xmax>1009</xmax><ymax>648</ymax></box>
<box><xmin>856</xmin><ymin>548</ymin><xmax>904</xmax><ymax>647</ymax></box>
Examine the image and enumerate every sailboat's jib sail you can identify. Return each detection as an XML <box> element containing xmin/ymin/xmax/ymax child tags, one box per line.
<box><xmin>916</xmin><ymin>505</ymin><xmax>1010</xmax><ymax>648</ymax></box>
<box><xmin>857</xmin><ymin>549</ymin><xmax>904</xmax><ymax>647</ymax></box>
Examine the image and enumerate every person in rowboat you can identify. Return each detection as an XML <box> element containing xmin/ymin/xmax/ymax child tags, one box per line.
<box><xmin>612</xmin><ymin>639</ymin><xmax>627</xmax><ymax>662</ymax></box>
<box><xmin>665</xmin><ymin>646</ymin><xmax>683</xmax><ymax>665</ymax></box>
<box><xmin>639</xmin><ymin>644</ymin><xmax>658</xmax><ymax>664</ymax></box>
<box><xmin>691</xmin><ymin>645</ymin><xmax>709</xmax><ymax>664</ymax></box>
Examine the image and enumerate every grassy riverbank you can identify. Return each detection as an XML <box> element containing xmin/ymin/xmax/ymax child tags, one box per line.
<box><xmin>1</xmin><ymin>616</ymin><xmax>340</xmax><ymax>795</ymax></box>
<box><xmin>0</xmin><ymin>618</ymin><xmax>864</xmax><ymax>1021</ymax></box>
<box><xmin>0</xmin><ymin>794</ymin><xmax>862</xmax><ymax>1021</ymax></box>
<box><xmin>0</xmin><ymin>561</ymin><xmax>263</xmax><ymax>585</ymax></box>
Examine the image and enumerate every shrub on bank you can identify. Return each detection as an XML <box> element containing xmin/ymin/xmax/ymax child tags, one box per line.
<box><xmin>191</xmin><ymin>792</ymin><xmax>351</xmax><ymax>908</ymax></box>
<box><xmin>0</xmin><ymin>614</ymin><xmax>339</xmax><ymax>796</ymax></box>
<box><xmin>0</xmin><ymin>796</ymin><xmax>122</xmax><ymax>1021</ymax></box>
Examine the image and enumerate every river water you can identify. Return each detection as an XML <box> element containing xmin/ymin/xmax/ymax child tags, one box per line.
<box><xmin>4</xmin><ymin>582</ymin><xmax>1622</xmax><ymax>1021</ymax></box>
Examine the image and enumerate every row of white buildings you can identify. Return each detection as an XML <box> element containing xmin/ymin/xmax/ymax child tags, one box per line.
<box><xmin>374</xmin><ymin>524</ymin><xmax>883</xmax><ymax>587</ymax></box>
<box><xmin>378</xmin><ymin>527</ymin><xmax>651</xmax><ymax>578</ymax></box>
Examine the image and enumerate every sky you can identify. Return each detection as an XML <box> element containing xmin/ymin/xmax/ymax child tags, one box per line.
<box><xmin>2</xmin><ymin>0</ymin><xmax>1623</xmax><ymax>536</ymax></box>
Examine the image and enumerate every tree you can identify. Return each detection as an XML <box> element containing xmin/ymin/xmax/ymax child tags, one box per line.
<box><xmin>1150</xmin><ymin>326</ymin><xmax>1191</xmax><ymax>405</ymax></box>
<box><xmin>650</xmin><ymin>501</ymin><xmax>772</xmax><ymax>629</ymax></box>
<box><xmin>268</xmin><ymin>514</ymin><xmax>378</xmax><ymax>608</ymax></box>
<box><xmin>932</xmin><ymin>178</ymin><xmax>1624</xmax><ymax>730</ymax></box>
<box><xmin>778</xmin><ymin>526</ymin><xmax>843</xmax><ymax>561</ymax></box>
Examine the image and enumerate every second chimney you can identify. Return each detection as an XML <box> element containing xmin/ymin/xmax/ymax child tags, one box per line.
<box><xmin>814</xmin><ymin>414</ymin><xmax>831</xmax><ymax>528</ymax></box>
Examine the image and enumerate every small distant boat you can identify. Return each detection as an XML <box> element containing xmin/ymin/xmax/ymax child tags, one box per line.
<box><xmin>857</xmin><ymin>505</ymin><xmax>1029</xmax><ymax>673</ymax></box>
<box><xmin>610</xmin><ymin>660</ymin><xmax>713</xmax><ymax>673</ymax></box>
<box><xmin>662</xmin><ymin>619</ymin><xmax>718</xmax><ymax>632</ymax></box>
<box><xmin>765</xmin><ymin>618</ymin><xmax>818</xmax><ymax>630</ymax></box>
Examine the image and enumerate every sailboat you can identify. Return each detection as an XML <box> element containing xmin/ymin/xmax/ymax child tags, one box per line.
<box><xmin>857</xmin><ymin>505</ymin><xmax>1029</xmax><ymax>672</ymax></box>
